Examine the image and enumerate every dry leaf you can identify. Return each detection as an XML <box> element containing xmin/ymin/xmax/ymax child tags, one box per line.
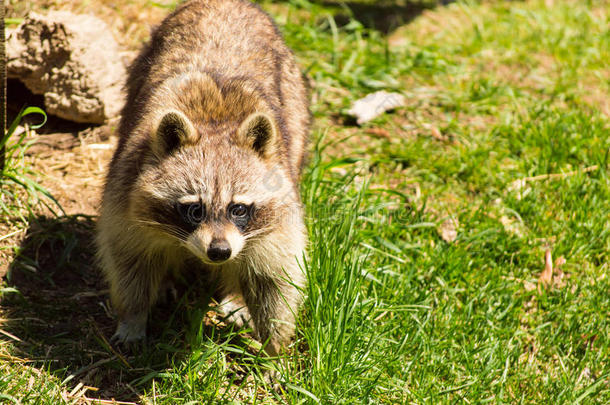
<box><xmin>439</xmin><ymin>216</ymin><xmax>459</xmax><ymax>243</ymax></box>
<box><xmin>552</xmin><ymin>256</ymin><xmax>567</xmax><ymax>289</ymax></box>
<box><xmin>364</xmin><ymin>127</ymin><xmax>391</xmax><ymax>139</ymax></box>
<box><xmin>538</xmin><ymin>249</ymin><xmax>553</xmax><ymax>289</ymax></box>
<box><xmin>423</xmin><ymin>123</ymin><xmax>449</xmax><ymax>142</ymax></box>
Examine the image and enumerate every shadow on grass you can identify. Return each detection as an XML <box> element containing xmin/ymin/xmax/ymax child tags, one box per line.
<box><xmin>320</xmin><ymin>0</ymin><xmax>454</xmax><ymax>34</ymax></box>
<box><xmin>0</xmin><ymin>214</ymin><xmax>249</xmax><ymax>401</ymax></box>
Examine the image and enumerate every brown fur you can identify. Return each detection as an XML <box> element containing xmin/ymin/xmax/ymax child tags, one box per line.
<box><xmin>97</xmin><ymin>0</ymin><xmax>309</xmax><ymax>355</ymax></box>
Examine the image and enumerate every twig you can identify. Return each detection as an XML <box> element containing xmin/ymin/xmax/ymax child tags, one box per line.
<box><xmin>0</xmin><ymin>327</ymin><xmax>24</xmax><ymax>343</ymax></box>
<box><xmin>69</xmin><ymin>382</ymin><xmax>85</xmax><ymax>396</ymax></box>
<box><xmin>63</xmin><ymin>356</ymin><xmax>118</xmax><ymax>383</ymax></box>
<box><xmin>0</xmin><ymin>228</ymin><xmax>25</xmax><ymax>242</ymax></box>
<box><xmin>70</xmin><ymin>290</ymin><xmax>109</xmax><ymax>300</ymax></box>
<box><xmin>538</xmin><ymin>249</ymin><xmax>553</xmax><ymax>291</ymax></box>
<box><xmin>0</xmin><ymin>352</ymin><xmax>29</xmax><ymax>362</ymax></box>
<box><xmin>510</xmin><ymin>165</ymin><xmax>599</xmax><ymax>191</ymax></box>
<box><xmin>93</xmin><ymin>323</ymin><xmax>131</xmax><ymax>368</ymax></box>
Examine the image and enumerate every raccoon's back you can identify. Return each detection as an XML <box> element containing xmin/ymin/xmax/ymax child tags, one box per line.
<box><xmin>118</xmin><ymin>0</ymin><xmax>309</xmax><ymax>176</ymax></box>
<box><xmin>150</xmin><ymin>1</ymin><xmax>283</xmax><ymax>82</ymax></box>
<box><xmin>124</xmin><ymin>0</ymin><xmax>292</xmax><ymax>123</ymax></box>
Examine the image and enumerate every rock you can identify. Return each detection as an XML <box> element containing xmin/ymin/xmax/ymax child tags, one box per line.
<box><xmin>7</xmin><ymin>11</ymin><xmax>126</xmax><ymax>124</ymax></box>
<box><xmin>347</xmin><ymin>91</ymin><xmax>406</xmax><ymax>125</ymax></box>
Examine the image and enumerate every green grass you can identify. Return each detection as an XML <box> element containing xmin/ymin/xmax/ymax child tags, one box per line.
<box><xmin>0</xmin><ymin>106</ymin><xmax>58</xmax><ymax>218</ymax></box>
<box><xmin>1</xmin><ymin>0</ymin><xmax>609</xmax><ymax>403</ymax></box>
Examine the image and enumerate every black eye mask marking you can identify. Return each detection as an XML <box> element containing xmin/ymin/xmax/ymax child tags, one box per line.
<box><xmin>227</xmin><ymin>203</ymin><xmax>253</xmax><ymax>232</ymax></box>
<box><xmin>176</xmin><ymin>201</ymin><xmax>206</xmax><ymax>233</ymax></box>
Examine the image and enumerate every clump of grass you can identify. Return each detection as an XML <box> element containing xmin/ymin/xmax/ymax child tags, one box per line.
<box><xmin>0</xmin><ymin>106</ymin><xmax>61</xmax><ymax>218</ymax></box>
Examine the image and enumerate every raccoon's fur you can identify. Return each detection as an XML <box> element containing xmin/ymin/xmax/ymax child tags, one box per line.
<box><xmin>97</xmin><ymin>0</ymin><xmax>309</xmax><ymax>355</ymax></box>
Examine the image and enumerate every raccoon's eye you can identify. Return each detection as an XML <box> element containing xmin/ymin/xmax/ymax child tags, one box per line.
<box><xmin>228</xmin><ymin>203</ymin><xmax>251</xmax><ymax>232</ymax></box>
<box><xmin>176</xmin><ymin>202</ymin><xmax>206</xmax><ymax>226</ymax></box>
<box><xmin>228</xmin><ymin>203</ymin><xmax>249</xmax><ymax>219</ymax></box>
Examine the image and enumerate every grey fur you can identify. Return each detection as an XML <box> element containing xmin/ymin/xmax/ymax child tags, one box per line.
<box><xmin>97</xmin><ymin>0</ymin><xmax>309</xmax><ymax>355</ymax></box>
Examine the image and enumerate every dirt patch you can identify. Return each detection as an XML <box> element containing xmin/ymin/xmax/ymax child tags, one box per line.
<box><xmin>26</xmin><ymin>126</ymin><xmax>114</xmax><ymax>216</ymax></box>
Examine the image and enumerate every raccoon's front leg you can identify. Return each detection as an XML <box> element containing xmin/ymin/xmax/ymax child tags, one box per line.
<box><xmin>106</xmin><ymin>257</ymin><xmax>167</xmax><ymax>344</ymax></box>
<box><xmin>240</xmin><ymin>265</ymin><xmax>304</xmax><ymax>356</ymax></box>
<box><xmin>218</xmin><ymin>292</ymin><xmax>251</xmax><ymax>328</ymax></box>
<box><xmin>217</xmin><ymin>269</ymin><xmax>251</xmax><ymax>328</ymax></box>
<box><xmin>113</xmin><ymin>311</ymin><xmax>148</xmax><ymax>343</ymax></box>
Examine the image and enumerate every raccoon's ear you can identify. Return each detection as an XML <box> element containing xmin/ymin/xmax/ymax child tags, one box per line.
<box><xmin>236</xmin><ymin>113</ymin><xmax>277</xmax><ymax>159</ymax></box>
<box><xmin>152</xmin><ymin>111</ymin><xmax>197</xmax><ymax>156</ymax></box>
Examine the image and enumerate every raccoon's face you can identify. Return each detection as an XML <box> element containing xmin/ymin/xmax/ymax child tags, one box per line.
<box><xmin>130</xmin><ymin>110</ymin><xmax>294</xmax><ymax>265</ymax></box>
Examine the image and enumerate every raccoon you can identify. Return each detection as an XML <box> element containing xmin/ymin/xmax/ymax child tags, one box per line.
<box><xmin>96</xmin><ymin>0</ymin><xmax>310</xmax><ymax>355</ymax></box>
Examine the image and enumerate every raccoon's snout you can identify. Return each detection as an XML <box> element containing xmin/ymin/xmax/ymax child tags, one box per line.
<box><xmin>207</xmin><ymin>239</ymin><xmax>232</xmax><ymax>262</ymax></box>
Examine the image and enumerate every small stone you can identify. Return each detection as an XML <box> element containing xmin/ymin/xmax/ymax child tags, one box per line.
<box><xmin>347</xmin><ymin>91</ymin><xmax>406</xmax><ymax>125</ymax></box>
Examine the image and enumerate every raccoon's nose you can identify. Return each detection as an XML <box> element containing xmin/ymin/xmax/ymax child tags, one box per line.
<box><xmin>207</xmin><ymin>239</ymin><xmax>232</xmax><ymax>262</ymax></box>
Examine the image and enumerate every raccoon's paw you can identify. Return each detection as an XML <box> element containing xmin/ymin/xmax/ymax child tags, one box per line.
<box><xmin>217</xmin><ymin>296</ymin><xmax>251</xmax><ymax>329</ymax></box>
<box><xmin>111</xmin><ymin>312</ymin><xmax>147</xmax><ymax>344</ymax></box>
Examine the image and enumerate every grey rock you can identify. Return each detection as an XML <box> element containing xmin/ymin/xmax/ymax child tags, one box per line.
<box><xmin>7</xmin><ymin>11</ymin><xmax>126</xmax><ymax>124</ymax></box>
